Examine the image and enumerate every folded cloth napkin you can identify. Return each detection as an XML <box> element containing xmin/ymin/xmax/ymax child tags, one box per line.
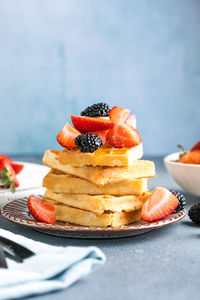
<box><xmin>0</xmin><ymin>229</ymin><xmax>106</xmax><ymax>300</ymax></box>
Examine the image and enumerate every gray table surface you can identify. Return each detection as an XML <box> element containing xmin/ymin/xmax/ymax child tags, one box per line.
<box><xmin>0</xmin><ymin>156</ymin><xmax>200</xmax><ymax>300</ymax></box>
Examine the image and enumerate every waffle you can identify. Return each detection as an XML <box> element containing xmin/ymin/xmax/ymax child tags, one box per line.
<box><xmin>43</xmin><ymin>170</ymin><xmax>148</xmax><ymax>195</ymax></box>
<box><xmin>43</xmin><ymin>150</ymin><xmax>155</xmax><ymax>185</ymax></box>
<box><xmin>56</xmin><ymin>143</ymin><xmax>143</xmax><ymax>167</ymax></box>
<box><xmin>43</xmin><ymin>198</ymin><xmax>142</xmax><ymax>227</ymax></box>
<box><xmin>44</xmin><ymin>189</ymin><xmax>151</xmax><ymax>215</ymax></box>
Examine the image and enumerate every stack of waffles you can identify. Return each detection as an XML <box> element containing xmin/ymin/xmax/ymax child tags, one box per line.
<box><xmin>42</xmin><ymin>143</ymin><xmax>155</xmax><ymax>227</ymax></box>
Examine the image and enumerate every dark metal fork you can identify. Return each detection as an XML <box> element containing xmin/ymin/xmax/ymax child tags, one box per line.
<box><xmin>0</xmin><ymin>236</ymin><xmax>35</xmax><ymax>263</ymax></box>
<box><xmin>0</xmin><ymin>244</ymin><xmax>8</xmax><ymax>268</ymax></box>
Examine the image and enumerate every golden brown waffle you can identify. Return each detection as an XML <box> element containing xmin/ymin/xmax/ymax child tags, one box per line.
<box><xmin>43</xmin><ymin>170</ymin><xmax>148</xmax><ymax>195</ymax></box>
<box><xmin>43</xmin><ymin>150</ymin><xmax>155</xmax><ymax>185</ymax></box>
<box><xmin>56</xmin><ymin>144</ymin><xmax>143</xmax><ymax>167</ymax></box>
<box><xmin>44</xmin><ymin>189</ymin><xmax>151</xmax><ymax>215</ymax></box>
<box><xmin>43</xmin><ymin>198</ymin><xmax>141</xmax><ymax>227</ymax></box>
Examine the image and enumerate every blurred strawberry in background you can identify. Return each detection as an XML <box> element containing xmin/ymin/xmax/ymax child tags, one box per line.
<box><xmin>0</xmin><ymin>154</ymin><xmax>24</xmax><ymax>192</ymax></box>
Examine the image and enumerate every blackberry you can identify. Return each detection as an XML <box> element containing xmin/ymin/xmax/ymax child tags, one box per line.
<box><xmin>170</xmin><ymin>190</ymin><xmax>186</xmax><ymax>212</ymax></box>
<box><xmin>81</xmin><ymin>103</ymin><xmax>110</xmax><ymax>117</ymax></box>
<box><xmin>75</xmin><ymin>133</ymin><xmax>103</xmax><ymax>153</ymax></box>
<box><xmin>188</xmin><ymin>203</ymin><xmax>200</xmax><ymax>224</ymax></box>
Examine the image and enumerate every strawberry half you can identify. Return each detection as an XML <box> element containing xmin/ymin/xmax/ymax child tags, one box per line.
<box><xmin>0</xmin><ymin>155</ymin><xmax>24</xmax><ymax>174</ymax></box>
<box><xmin>89</xmin><ymin>130</ymin><xmax>108</xmax><ymax>145</ymax></box>
<box><xmin>0</xmin><ymin>159</ymin><xmax>19</xmax><ymax>192</ymax></box>
<box><xmin>28</xmin><ymin>196</ymin><xmax>56</xmax><ymax>224</ymax></box>
<box><xmin>125</xmin><ymin>114</ymin><xmax>137</xmax><ymax>129</ymax></box>
<box><xmin>11</xmin><ymin>163</ymin><xmax>24</xmax><ymax>175</ymax></box>
<box><xmin>109</xmin><ymin>106</ymin><xmax>130</xmax><ymax>123</ymax></box>
<box><xmin>57</xmin><ymin>123</ymin><xmax>80</xmax><ymax>148</ymax></box>
<box><xmin>71</xmin><ymin>116</ymin><xmax>114</xmax><ymax>133</ymax></box>
<box><xmin>141</xmin><ymin>187</ymin><xmax>179</xmax><ymax>222</ymax></box>
<box><xmin>0</xmin><ymin>154</ymin><xmax>13</xmax><ymax>163</ymax></box>
<box><xmin>5</xmin><ymin>161</ymin><xmax>19</xmax><ymax>187</ymax></box>
<box><xmin>107</xmin><ymin>122</ymin><xmax>141</xmax><ymax>148</ymax></box>
<box><xmin>190</xmin><ymin>141</ymin><xmax>200</xmax><ymax>152</ymax></box>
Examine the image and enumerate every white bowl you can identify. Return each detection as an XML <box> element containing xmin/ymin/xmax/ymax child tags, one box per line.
<box><xmin>164</xmin><ymin>152</ymin><xmax>200</xmax><ymax>196</ymax></box>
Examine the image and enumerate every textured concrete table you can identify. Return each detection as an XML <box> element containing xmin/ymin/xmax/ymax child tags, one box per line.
<box><xmin>0</xmin><ymin>156</ymin><xmax>200</xmax><ymax>300</ymax></box>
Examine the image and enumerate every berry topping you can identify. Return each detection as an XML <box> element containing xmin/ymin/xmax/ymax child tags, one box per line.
<box><xmin>188</xmin><ymin>203</ymin><xmax>200</xmax><ymax>224</ymax></box>
<box><xmin>190</xmin><ymin>141</ymin><xmax>200</xmax><ymax>152</ymax></box>
<box><xmin>28</xmin><ymin>196</ymin><xmax>56</xmax><ymax>224</ymax></box>
<box><xmin>57</xmin><ymin>123</ymin><xmax>80</xmax><ymax>148</ymax></box>
<box><xmin>71</xmin><ymin>116</ymin><xmax>114</xmax><ymax>133</ymax></box>
<box><xmin>125</xmin><ymin>114</ymin><xmax>137</xmax><ymax>129</ymax></box>
<box><xmin>107</xmin><ymin>122</ymin><xmax>141</xmax><ymax>148</ymax></box>
<box><xmin>141</xmin><ymin>187</ymin><xmax>179</xmax><ymax>222</ymax></box>
<box><xmin>89</xmin><ymin>130</ymin><xmax>108</xmax><ymax>145</ymax></box>
<box><xmin>179</xmin><ymin>150</ymin><xmax>200</xmax><ymax>164</ymax></box>
<box><xmin>109</xmin><ymin>106</ymin><xmax>130</xmax><ymax>123</ymax></box>
<box><xmin>170</xmin><ymin>190</ymin><xmax>186</xmax><ymax>212</ymax></box>
<box><xmin>81</xmin><ymin>103</ymin><xmax>110</xmax><ymax>117</ymax></box>
<box><xmin>75</xmin><ymin>133</ymin><xmax>103</xmax><ymax>153</ymax></box>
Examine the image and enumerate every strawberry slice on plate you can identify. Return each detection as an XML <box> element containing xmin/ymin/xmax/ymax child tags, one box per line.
<box><xmin>89</xmin><ymin>130</ymin><xmax>108</xmax><ymax>145</ymax></box>
<box><xmin>190</xmin><ymin>141</ymin><xmax>200</xmax><ymax>152</ymax></box>
<box><xmin>109</xmin><ymin>106</ymin><xmax>130</xmax><ymax>123</ymax></box>
<box><xmin>57</xmin><ymin>123</ymin><xmax>80</xmax><ymax>148</ymax></box>
<box><xmin>28</xmin><ymin>196</ymin><xmax>56</xmax><ymax>224</ymax></box>
<box><xmin>141</xmin><ymin>187</ymin><xmax>179</xmax><ymax>222</ymax></box>
<box><xmin>107</xmin><ymin>122</ymin><xmax>141</xmax><ymax>148</ymax></box>
<box><xmin>125</xmin><ymin>114</ymin><xmax>137</xmax><ymax>129</ymax></box>
<box><xmin>71</xmin><ymin>116</ymin><xmax>114</xmax><ymax>133</ymax></box>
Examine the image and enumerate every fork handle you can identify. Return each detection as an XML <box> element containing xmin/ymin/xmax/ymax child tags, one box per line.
<box><xmin>0</xmin><ymin>244</ymin><xmax>8</xmax><ymax>268</ymax></box>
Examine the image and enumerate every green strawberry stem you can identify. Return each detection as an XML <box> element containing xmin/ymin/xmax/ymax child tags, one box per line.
<box><xmin>177</xmin><ymin>144</ymin><xmax>185</xmax><ymax>153</ymax></box>
<box><xmin>0</xmin><ymin>168</ymin><xmax>16</xmax><ymax>193</ymax></box>
<box><xmin>177</xmin><ymin>144</ymin><xmax>187</xmax><ymax>161</ymax></box>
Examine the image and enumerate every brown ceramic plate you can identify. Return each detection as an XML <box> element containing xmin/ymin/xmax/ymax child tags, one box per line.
<box><xmin>1</xmin><ymin>197</ymin><xmax>186</xmax><ymax>239</ymax></box>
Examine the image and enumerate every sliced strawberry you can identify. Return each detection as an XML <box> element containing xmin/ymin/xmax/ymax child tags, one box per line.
<box><xmin>141</xmin><ymin>187</ymin><xmax>179</xmax><ymax>222</ymax></box>
<box><xmin>125</xmin><ymin>114</ymin><xmax>137</xmax><ymax>129</ymax></box>
<box><xmin>11</xmin><ymin>163</ymin><xmax>24</xmax><ymax>174</ymax></box>
<box><xmin>190</xmin><ymin>141</ymin><xmax>200</xmax><ymax>152</ymax></box>
<box><xmin>89</xmin><ymin>130</ymin><xmax>108</xmax><ymax>145</ymax></box>
<box><xmin>28</xmin><ymin>196</ymin><xmax>56</xmax><ymax>224</ymax></box>
<box><xmin>71</xmin><ymin>116</ymin><xmax>114</xmax><ymax>133</ymax></box>
<box><xmin>107</xmin><ymin>122</ymin><xmax>141</xmax><ymax>148</ymax></box>
<box><xmin>57</xmin><ymin>123</ymin><xmax>80</xmax><ymax>148</ymax></box>
<box><xmin>5</xmin><ymin>162</ymin><xmax>19</xmax><ymax>187</ymax></box>
<box><xmin>109</xmin><ymin>106</ymin><xmax>130</xmax><ymax>123</ymax></box>
<box><xmin>0</xmin><ymin>154</ymin><xmax>13</xmax><ymax>163</ymax></box>
<box><xmin>0</xmin><ymin>159</ymin><xmax>19</xmax><ymax>192</ymax></box>
<box><xmin>0</xmin><ymin>155</ymin><xmax>23</xmax><ymax>174</ymax></box>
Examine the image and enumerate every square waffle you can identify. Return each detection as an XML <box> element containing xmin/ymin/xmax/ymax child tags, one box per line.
<box><xmin>56</xmin><ymin>143</ymin><xmax>143</xmax><ymax>167</ymax></box>
<box><xmin>44</xmin><ymin>189</ymin><xmax>151</xmax><ymax>215</ymax></box>
<box><xmin>43</xmin><ymin>198</ymin><xmax>142</xmax><ymax>227</ymax></box>
<box><xmin>43</xmin><ymin>170</ymin><xmax>148</xmax><ymax>195</ymax></box>
<box><xmin>43</xmin><ymin>149</ymin><xmax>155</xmax><ymax>185</ymax></box>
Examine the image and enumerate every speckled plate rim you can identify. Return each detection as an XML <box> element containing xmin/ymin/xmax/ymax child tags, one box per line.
<box><xmin>1</xmin><ymin>197</ymin><xmax>186</xmax><ymax>238</ymax></box>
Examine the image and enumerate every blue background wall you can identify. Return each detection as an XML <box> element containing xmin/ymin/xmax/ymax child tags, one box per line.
<box><xmin>0</xmin><ymin>0</ymin><xmax>199</xmax><ymax>155</ymax></box>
